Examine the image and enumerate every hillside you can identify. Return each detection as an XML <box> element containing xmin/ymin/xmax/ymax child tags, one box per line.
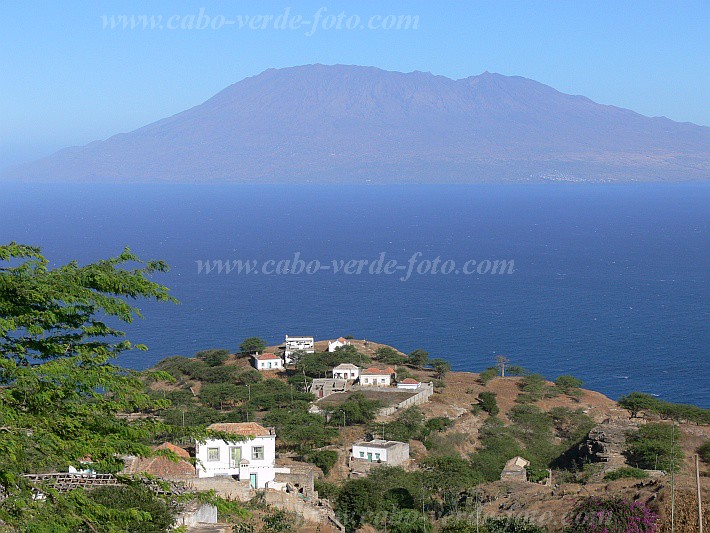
<box><xmin>146</xmin><ymin>337</ymin><xmax>709</xmax><ymax>532</ymax></box>
<box><xmin>8</xmin><ymin>64</ymin><xmax>709</xmax><ymax>183</ymax></box>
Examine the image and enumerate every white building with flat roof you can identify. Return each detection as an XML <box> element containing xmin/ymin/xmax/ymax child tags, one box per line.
<box><xmin>284</xmin><ymin>335</ymin><xmax>314</xmax><ymax>363</ymax></box>
<box><xmin>351</xmin><ymin>440</ymin><xmax>409</xmax><ymax>466</ymax></box>
<box><xmin>196</xmin><ymin>423</ymin><xmax>277</xmax><ymax>488</ymax></box>
<box><xmin>251</xmin><ymin>353</ymin><xmax>284</xmax><ymax>371</ymax></box>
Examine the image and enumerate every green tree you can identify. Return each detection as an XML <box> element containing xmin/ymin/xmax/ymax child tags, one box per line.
<box><xmin>375</xmin><ymin>346</ymin><xmax>408</xmax><ymax>365</ymax></box>
<box><xmin>618</xmin><ymin>392</ymin><xmax>659</xmax><ymax>418</ymax></box>
<box><xmin>409</xmin><ymin>349</ymin><xmax>429</xmax><ymax>369</ymax></box>
<box><xmin>239</xmin><ymin>337</ymin><xmax>266</xmax><ymax>356</ymax></box>
<box><xmin>554</xmin><ymin>375</ymin><xmax>583</xmax><ymax>396</ymax></box>
<box><xmin>476</xmin><ymin>391</ymin><xmax>499</xmax><ymax>416</ymax></box>
<box><xmin>431</xmin><ymin>358</ymin><xmax>451</xmax><ymax>379</ymax></box>
<box><xmin>0</xmin><ymin>243</ymin><xmax>185</xmax><ymax>528</ymax></box>
<box><xmin>196</xmin><ymin>348</ymin><xmax>230</xmax><ymax>366</ymax></box>
<box><xmin>337</xmin><ymin>478</ymin><xmax>379</xmax><ymax>531</ymax></box>
<box><xmin>624</xmin><ymin>423</ymin><xmax>683</xmax><ymax>471</ymax></box>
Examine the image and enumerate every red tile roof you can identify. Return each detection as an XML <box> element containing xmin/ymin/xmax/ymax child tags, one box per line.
<box><xmin>337</xmin><ymin>337</ymin><xmax>347</xmax><ymax>343</ymax></box>
<box><xmin>207</xmin><ymin>422</ymin><xmax>273</xmax><ymax>437</ymax></box>
<box><xmin>362</xmin><ymin>367</ymin><xmax>394</xmax><ymax>375</ymax></box>
<box><xmin>154</xmin><ymin>442</ymin><xmax>190</xmax><ymax>459</ymax></box>
<box><xmin>400</xmin><ymin>378</ymin><xmax>420</xmax><ymax>384</ymax></box>
<box><xmin>255</xmin><ymin>353</ymin><xmax>281</xmax><ymax>360</ymax></box>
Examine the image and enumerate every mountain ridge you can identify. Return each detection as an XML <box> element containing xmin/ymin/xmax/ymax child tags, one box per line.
<box><xmin>6</xmin><ymin>64</ymin><xmax>709</xmax><ymax>183</ymax></box>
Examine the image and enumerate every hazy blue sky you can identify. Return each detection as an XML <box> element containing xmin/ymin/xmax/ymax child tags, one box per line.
<box><xmin>1</xmin><ymin>1</ymin><xmax>708</xmax><ymax>168</ymax></box>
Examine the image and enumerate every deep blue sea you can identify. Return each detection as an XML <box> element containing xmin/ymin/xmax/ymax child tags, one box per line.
<box><xmin>1</xmin><ymin>183</ymin><xmax>708</xmax><ymax>407</ymax></box>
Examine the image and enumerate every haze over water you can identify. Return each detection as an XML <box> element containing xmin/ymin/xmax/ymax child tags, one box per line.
<box><xmin>2</xmin><ymin>183</ymin><xmax>707</xmax><ymax>407</ymax></box>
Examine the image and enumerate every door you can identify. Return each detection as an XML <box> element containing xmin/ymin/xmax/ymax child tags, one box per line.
<box><xmin>229</xmin><ymin>447</ymin><xmax>241</xmax><ymax>468</ymax></box>
<box><xmin>367</xmin><ymin>452</ymin><xmax>373</xmax><ymax>462</ymax></box>
<box><xmin>249</xmin><ymin>473</ymin><xmax>257</xmax><ymax>488</ymax></box>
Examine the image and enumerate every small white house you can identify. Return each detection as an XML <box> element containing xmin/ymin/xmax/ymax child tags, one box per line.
<box><xmin>360</xmin><ymin>367</ymin><xmax>395</xmax><ymax>387</ymax></box>
<box><xmin>196</xmin><ymin>423</ymin><xmax>277</xmax><ymax>488</ymax></box>
<box><xmin>284</xmin><ymin>335</ymin><xmax>315</xmax><ymax>363</ymax></box>
<box><xmin>396</xmin><ymin>378</ymin><xmax>421</xmax><ymax>390</ymax></box>
<box><xmin>332</xmin><ymin>363</ymin><xmax>359</xmax><ymax>380</ymax></box>
<box><xmin>351</xmin><ymin>440</ymin><xmax>409</xmax><ymax>466</ymax></box>
<box><xmin>251</xmin><ymin>353</ymin><xmax>283</xmax><ymax>371</ymax></box>
<box><xmin>327</xmin><ymin>337</ymin><xmax>350</xmax><ymax>352</ymax></box>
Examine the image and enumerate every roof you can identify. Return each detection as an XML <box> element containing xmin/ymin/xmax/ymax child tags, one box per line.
<box><xmin>399</xmin><ymin>378</ymin><xmax>420</xmax><ymax>384</ymax></box>
<box><xmin>337</xmin><ymin>337</ymin><xmax>347</xmax><ymax>342</ymax></box>
<box><xmin>333</xmin><ymin>363</ymin><xmax>359</xmax><ymax>370</ymax></box>
<box><xmin>254</xmin><ymin>352</ymin><xmax>281</xmax><ymax>360</ymax></box>
<box><xmin>154</xmin><ymin>442</ymin><xmax>190</xmax><ymax>459</ymax></box>
<box><xmin>207</xmin><ymin>422</ymin><xmax>273</xmax><ymax>437</ymax></box>
<box><xmin>504</xmin><ymin>456</ymin><xmax>530</xmax><ymax>469</ymax></box>
<box><xmin>353</xmin><ymin>439</ymin><xmax>407</xmax><ymax>449</ymax></box>
<box><xmin>285</xmin><ymin>335</ymin><xmax>313</xmax><ymax>341</ymax></box>
<box><xmin>361</xmin><ymin>367</ymin><xmax>394</xmax><ymax>375</ymax></box>
<box><xmin>122</xmin><ymin>445</ymin><xmax>195</xmax><ymax>477</ymax></box>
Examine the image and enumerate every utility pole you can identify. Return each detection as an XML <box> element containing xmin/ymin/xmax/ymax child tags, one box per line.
<box><xmin>697</xmin><ymin>454</ymin><xmax>703</xmax><ymax>533</ymax></box>
<box><xmin>421</xmin><ymin>483</ymin><xmax>426</xmax><ymax>533</ymax></box>
<box><xmin>671</xmin><ymin>423</ymin><xmax>676</xmax><ymax>533</ymax></box>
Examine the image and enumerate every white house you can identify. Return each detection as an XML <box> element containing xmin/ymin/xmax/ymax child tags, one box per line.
<box><xmin>360</xmin><ymin>367</ymin><xmax>395</xmax><ymax>387</ymax></box>
<box><xmin>351</xmin><ymin>440</ymin><xmax>409</xmax><ymax>466</ymax></box>
<box><xmin>251</xmin><ymin>353</ymin><xmax>283</xmax><ymax>371</ymax></box>
<box><xmin>196</xmin><ymin>423</ymin><xmax>276</xmax><ymax>488</ymax></box>
<box><xmin>396</xmin><ymin>378</ymin><xmax>421</xmax><ymax>390</ymax></box>
<box><xmin>284</xmin><ymin>335</ymin><xmax>314</xmax><ymax>363</ymax></box>
<box><xmin>327</xmin><ymin>337</ymin><xmax>350</xmax><ymax>352</ymax></box>
<box><xmin>332</xmin><ymin>363</ymin><xmax>359</xmax><ymax>380</ymax></box>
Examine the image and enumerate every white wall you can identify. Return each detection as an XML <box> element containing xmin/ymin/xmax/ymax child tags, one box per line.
<box><xmin>196</xmin><ymin>436</ymin><xmax>276</xmax><ymax>488</ymax></box>
<box><xmin>361</xmin><ymin>375</ymin><xmax>391</xmax><ymax>386</ymax></box>
<box><xmin>352</xmin><ymin>444</ymin><xmax>388</xmax><ymax>462</ymax></box>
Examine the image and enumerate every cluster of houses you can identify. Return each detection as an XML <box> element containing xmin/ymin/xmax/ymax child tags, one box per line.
<box><xmin>249</xmin><ymin>335</ymin><xmax>424</xmax><ymax>392</ymax></box>
<box><xmin>114</xmin><ymin>421</ymin><xmax>412</xmax><ymax>491</ymax></box>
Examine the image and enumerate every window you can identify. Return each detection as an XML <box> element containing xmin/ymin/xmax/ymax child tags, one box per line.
<box><xmin>252</xmin><ymin>446</ymin><xmax>264</xmax><ymax>460</ymax></box>
<box><xmin>207</xmin><ymin>448</ymin><xmax>220</xmax><ymax>461</ymax></box>
<box><xmin>359</xmin><ymin>451</ymin><xmax>365</xmax><ymax>458</ymax></box>
<box><xmin>375</xmin><ymin>453</ymin><xmax>381</xmax><ymax>460</ymax></box>
<box><xmin>381</xmin><ymin>378</ymin><xmax>386</xmax><ymax>383</ymax></box>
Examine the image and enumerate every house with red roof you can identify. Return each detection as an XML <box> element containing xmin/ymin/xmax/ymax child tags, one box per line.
<box><xmin>360</xmin><ymin>366</ymin><xmax>395</xmax><ymax>387</ymax></box>
<box><xmin>251</xmin><ymin>352</ymin><xmax>283</xmax><ymax>371</ymax></box>
<box><xmin>327</xmin><ymin>336</ymin><xmax>351</xmax><ymax>352</ymax></box>
<box><xmin>196</xmin><ymin>423</ymin><xmax>277</xmax><ymax>488</ymax></box>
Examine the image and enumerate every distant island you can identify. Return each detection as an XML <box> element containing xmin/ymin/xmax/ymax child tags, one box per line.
<box><xmin>6</xmin><ymin>64</ymin><xmax>709</xmax><ymax>183</ymax></box>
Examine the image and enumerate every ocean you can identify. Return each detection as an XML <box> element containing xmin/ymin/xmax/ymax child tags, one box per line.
<box><xmin>1</xmin><ymin>183</ymin><xmax>708</xmax><ymax>407</ymax></box>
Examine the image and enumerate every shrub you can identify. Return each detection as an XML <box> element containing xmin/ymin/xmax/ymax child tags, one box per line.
<box><xmin>485</xmin><ymin>516</ymin><xmax>549</xmax><ymax>532</ymax></box>
<box><xmin>375</xmin><ymin>346</ymin><xmax>408</xmax><ymax>365</ymax></box>
<box><xmin>603</xmin><ymin>467</ymin><xmax>649</xmax><ymax>481</ymax></box>
<box><xmin>554</xmin><ymin>375</ymin><xmax>583</xmax><ymax>396</ymax></box>
<box><xmin>303</xmin><ymin>450</ymin><xmax>339</xmax><ymax>475</ymax></box>
<box><xmin>624</xmin><ymin>423</ymin><xmax>683</xmax><ymax>471</ymax></box>
<box><xmin>698</xmin><ymin>441</ymin><xmax>710</xmax><ymax>463</ymax></box>
<box><xmin>479</xmin><ymin>366</ymin><xmax>499</xmax><ymax>385</ymax></box>
<box><xmin>476</xmin><ymin>391</ymin><xmax>499</xmax><ymax>416</ymax></box>
<box><xmin>86</xmin><ymin>485</ymin><xmax>176</xmax><ymax>533</ymax></box>
<box><xmin>196</xmin><ymin>348</ymin><xmax>230</xmax><ymax>366</ymax></box>
<box><xmin>567</xmin><ymin>497</ymin><xmax>657</xmax><ymax>532</ymax></box>
<box><xmin>314</xmin><ymin>480</ymin><xmax>340</xmax><ymax>502</ymax></box>
<box><xmin>425</xmin><ymin>416</ymin><xmax>454</xmax><ymax>433</ymax></box>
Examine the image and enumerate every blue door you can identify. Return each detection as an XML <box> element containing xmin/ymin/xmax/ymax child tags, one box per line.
<box><xmin>250</xmin><ymin>473</ymin><xmax>257</xmax><ymax>488</ymax></box>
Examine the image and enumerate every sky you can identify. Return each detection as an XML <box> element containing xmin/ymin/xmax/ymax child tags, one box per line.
<box><xmin>1</xmin><ymin>0</ymin><xmax>708</xmax><ymax>169</ymax></box>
